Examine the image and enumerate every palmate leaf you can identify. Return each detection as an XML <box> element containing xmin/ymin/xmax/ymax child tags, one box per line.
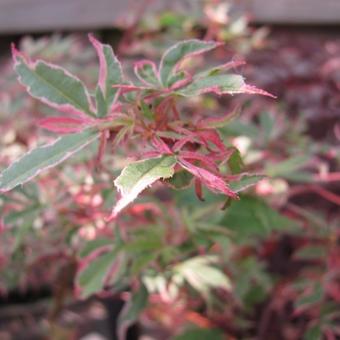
<box><xmin>110</xmin><ymin>155</ymin><xmax>177</xmax><ymax>219</ymax></box>
<box><xmin>12</xmin><ymin>45</ymin><xmax>94</xmax><ymax>117</ymax></box>
<box><xmin>0</xmin><ymin>129</ymin><xmax>100</xmax><ymax>192</ymax></box>
<box><xmin>159</xmin><ymin>39</ymin><xmax>220</xmax><ymax>87</ymax></box>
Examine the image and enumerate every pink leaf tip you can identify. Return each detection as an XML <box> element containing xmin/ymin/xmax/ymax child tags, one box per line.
<box><xmin>242</xmin><ymin>84</ymin><xmax>277</xmax><ymax>99</ymax></box>
<box><xmin>88</xmin><ymin>33</ymin><xmax>99</xmax><ymax>46</ymax></box>
<box><xmin>11</xmin><ymin>43</ymin><xmax>20</xmax><ymax>61</ymax></box>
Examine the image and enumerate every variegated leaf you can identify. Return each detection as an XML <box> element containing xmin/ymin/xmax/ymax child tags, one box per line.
<box><xmin>159</xmin><ymin>39</ymin><xmax>220</xmax><ymax>87</ymax></box>
<box><xmin>134</xmin><ymin>60</ymin><xmax>160</xmax><ymax>87</ymax></box>
<box><xmin>12</xmin><ymin>45</ymin><xmax>94</xmax><ymax>117</ymax></box>
<box><xmin>89</xmin><ymin>34</ymin><xmax>123</xmax><ymax>114</ymax></box>
<box><xmin>177</xmin><ymin>73</ymin><xmax>246</xmax><ymax>97</ymax></box>
<box><xmin>110</xmin><ymin>155</ymin><xmax>177</xmax><ymax>219</ymax></box>
<box><xmin>37</xmin><ymin>116</ymin><xmax>93</xmax><ymax>134</ymax></box>
<box><xmin>174</xmin><ymin>256</ymin><xmax>232</xmax><ymax>298</ymax></box>
<box><xmin>0</xmin><ymin>129</ymin><xmax>100</xmax><ymax>192</ymax></box>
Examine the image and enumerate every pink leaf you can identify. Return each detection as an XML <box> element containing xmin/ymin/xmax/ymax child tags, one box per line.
<box><xmin>241</xmin><ymin>84</ymin><xmax>276</xmax><ymax>98</ymax></box>
<box><xmin>197</xmin><ymin>107</ymin><xmax>241</xmax><ymax>129</ymax></box>
<box><xmin>37</xmin><ymin>117</ymin><xmax>93</xmax><ymax>134</ymax></box>
<box><xmin>179</xmin><ymin>158</ymin><xmax>238</xmax><ymax>199</ymax></box>
<box><xmin>213</xmin><ymin>60</ymin><xmax>246</xmax><ymax>72</ymax></box>
<box><xmin>169</xmin><ymin>71</ymin><xmax>193</xmax><ymax>90</ymax></box>
<box><xmin>195</xmin><ymin>130</ymin><xmax>227</xmax><ymax>152</ymax></box>
<box><xmin>174</xmin><ymin>128</ymin><xmax>226</xmax><ymax>152</ymax></box>
<box><xmin>151</xmin><ymin>137</ymin><xmax>172</xmax><ymax>154</ymax></box>
<box><xmin>200</xmin><ymin>60</ymin><xmax>246</xmax><ymax>77</ymax></box>
<box><xmin>0</xmin><ymin>220</ymin><xmax>4</xmax><ymax>234</ymax></box>
<box><xmin>172</xmin><ymin>136</ymin><xmax>193</xmax><ymax>152</ymax></box>
<box><xmin>179</xmin><ymin>150</ymin><xmax>218</xmax><ymax>172</ymax></box>
<box><xmin>111</xmin><ymin>84</ymin><xmax>150</xmax><ymax>94</ymax></box>
<box><xmin>89</xmin><ymin>34</ymin><xmax>123</xmax><ymax>107</ymax></box>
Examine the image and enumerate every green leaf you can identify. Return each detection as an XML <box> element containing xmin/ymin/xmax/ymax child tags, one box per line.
<box><xmin>77</xmin><ymin>249</ymin><xmax>116</xmax><ymax>298</ymax></box>
<box><xmin>295</xmin><ymin>282</ymin><xmax>323</xmax><ymax>310</ymax></box>
<box><xmin>234</xmin><ymin>257</ymin><xmax>273</xmax><ymax>310</ymax></box>
<box><xmin>265</xmin><ymin>155</ymin><xmax>310</xmax><ymax>178</ymax></box>
<box><xmin>177</xmin><ymin>74</ymin><xmax>245</xmax><ymax>97</ymax></box>
<box><xmin>220</xmin><ymin>195</ymin><xmax>296</xmax><ymax>243</ymax></box>
<box><xmin>303</xmin><ymin>324</ymin><xmax>322</xmax><ymax>340</ymax></box>
<box><xmin>229</xmin><ymin>174</ymin><xmax>265</xmax><ymax>193</ymax></box>
<box><xmin>166</xmin><ymin>170</ymin><xmax>193</xmax><ymax>189</ymax></box>
<box><xmin>79</xmin><ymin>238</ymin><xmax>114</xmax><ymax>258</ymax></box>
<box><xmin>228</xmin><ymin>147</ymin><xmax>244</xmax><ymax>174</ymax></box>
<box><xmin>124</xmin><ymin>227</ymin><xmax>163</xmax><ymax>253</ymax></box>
<box><xmin>167</xmin><ymin>71</ymin><xmax>189</xmax><ymax>89</ymax></box>
<box><xmin>12</xmin><ymin>218</ymin><xmax>36</xmax><ymax>252</ymax></box>
<box><xmin>160</xmin><ymin>39</ymin><xmax>219</xmax><ymax>86</ymax></box>
<box><xmin>294</xmin><ymin>245</ymin><xmax>327</xmax><ymax>260</ymax></box>
<box><xmin>13</xmin><ymin>48</ymin><xmax>94</xmax><ymax>116</ymax></box>
<box><xmin>130</xmin><ymin>253</ymin><xmax>158</xmax><ymax>275</ymax></box>
<box><xmin>259</xmin><ymin>111</ymin><xmax>275</xmax><ymax>143</ymax></box>
<box><xmin>221</xmin><ymin>120</ymin><xmax>259</xmax><ymax>139</ymax></box>
<box><xmin>139</xmin><ymin>100</ymin><xmax>154</xmax><ymax>120</ymax></box>
<box><xmin>0</xmin><ymin>129</ymin><xmax>100</xmax><ymax>192</ymax></box>
<box><xmin>159</xmin><ymin>11</ymin><xmax>184</xmax><ymax>28</ymax></box>
<box><xmin>111</xmin><ymin>155</ymin><xmax>177</xmax><ymax>218</ymax></box>
<box><xmin>118</xmin><ymin>284</ymin><xmax>148</xmax><ymax>340</ymax></box>
<box><xmin>95</xmin><ymin>86</ymin><xmax>108</xmax><ymax>118</ymax></box>
<box><xmin>174</xmin><ymin>328</ymin><xmax>224</xmax><ymax>340</ymax></box>
<box><xmin>174</xmin><ymin>256</ymin><xmax>231</xmax><ymax>299</ymax></box>
<box><xmin>134</xmin><ymin>60</ymin><xmax>160</xmax><ymax>87</ymax></box>
<box><xmin>4</xmin><ymin>203</ymin><xmax>40</xmax><ymax>225</ymax></box>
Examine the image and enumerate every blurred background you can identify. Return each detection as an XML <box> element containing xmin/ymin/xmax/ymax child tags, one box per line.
<box><xmin>0</xmin><ymin>1</ymin><xmax>339</xmax><ymax>339</ymax></box>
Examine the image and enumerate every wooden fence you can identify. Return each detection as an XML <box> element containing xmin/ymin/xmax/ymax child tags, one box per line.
<box><xmin>0</xmin><ymin>0</ymin><xmax>339</xmax><ymax>34</ymax></box>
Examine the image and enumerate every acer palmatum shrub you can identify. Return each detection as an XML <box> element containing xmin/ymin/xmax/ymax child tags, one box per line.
<box><xmin>0</xmin><ymin>35</ymin><xmax>282</xmax><ymax>338</ymax></box>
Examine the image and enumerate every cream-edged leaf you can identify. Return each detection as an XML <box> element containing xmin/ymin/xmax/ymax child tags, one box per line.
<box><xmin>0</xmin><ymin>129</ymin><xmax>100</xmax><ymax>192</ymax></box>
<box><xmin>12</xmin><ymin>45</ymin><xmax>94</xmax><ymax>117</ymax></box>
<box><xmin>110</xmin><ymin>155</ymin><xmax>177</xmax><ymax>218</ymax></box>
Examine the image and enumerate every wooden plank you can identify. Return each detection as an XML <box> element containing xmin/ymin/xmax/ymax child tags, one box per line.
<box><xmin>249</xmin><ymin>0</ymin><xmax>340</xmax><ymax>24</ymax></box>
<box><xmin>0</xmin><ymin>0</ymin><xmax>143</xmax><ymax>34</ymax></box>
<box><xmin>0</xmin><ymin>0</ymin><xmax>340</xmax><ymax>34</ymax></box>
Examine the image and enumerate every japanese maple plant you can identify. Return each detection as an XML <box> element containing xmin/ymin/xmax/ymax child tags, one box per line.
<box><xmin>0</xmin><ymin>35</ymin><xmax>274</xmax><ymax>337</ymax></box>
